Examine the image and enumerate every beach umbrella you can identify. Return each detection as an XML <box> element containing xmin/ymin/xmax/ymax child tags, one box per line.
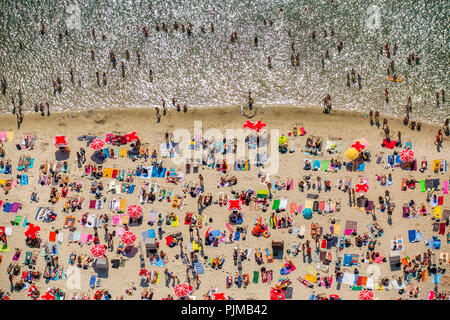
<box><xmin>90</xmin><ymin>244</ymin><xmax>106</xmax><ymax>257</ymax></box>
<box><xmin>227</xmin><ymin>199</ymin><xmax>242</xmax><ymax>212</ymax></box>
<box><xmin>278</xmin><ymin>135</ymin><xmax>287</xmax><ymax>145</ymax></box>
<box><xmin>127</xmin><ymin>205</ymin><xmax>143</xmax><ymax>218</ymax></box>
<box><xmin>41</xmin><ymin>291</ymin><xmax>55</xmax><ymax>300</ymax></box>
<box><xmin>174</xmin><ymin>283</ymin><xmax>193</xmax><ymax>297</ymax></box>
<box><xmin>243</xmin><ymin>121</ymin><xmax>255</xmax><ymax>130</ymax></box>
<box><xmin>53</xmin><ymin>135</ymin><xmax>68</xmax><ymax>148</ymax></box>
<box><xmin>355</xmin><ymin>183</ymin><xmax>369</xmax><ymax>193</ymax></box>
<box><xmin>358</xmin><ymin>290</ymin><xmax>374</xmax><ymax>301</ymax></box>
<box><xmin>253</xmin><ymin>120</ymin><xmax>267</xmax><ymax>132</ymax></box>
<box><xmin>213</xmin><ymin>293</ymin><xmax>226</xmax><ymax>300</ymax></box>
<box><xmin>125</xmin><ymin>131</ymin><xmax>139</xmax><ymax>143</ymax></box>
<box><xmin>139</xmin><ymin>268</ymin><xmax>148</xmax><ymax>277</ymax></box>
<box><xmin>89</xmin><ymin>139</ymin><xmax>105</xmax><ymax>151</ymax></box>
<box><xmin>205</xmin><ymin>227</ymin><xmax>212</xmax><ymax>239</ymax></box>
<box><xmin>345</xmin><ymin>147</ymin><xmax>359</xmax><ymax>160</ymax></box>
<box><xmin>400</xmin><ymin>149</ymin><xmax>414</xmax><ymax>162</ymax></box>
<box><xmin>25</xmin><ymin>224</ymin><xmax>40</xmax><ymax>240</ymax></box>
<box><xmin>121</xmin><ymin>231</ymin><xmax>137</xmax><ymax>245</ymax></box>
<box><xmin>302</xmin><ymin>208</ymin><xmax>313</xmax><ymax>219</ymax></box>
<box><xmin>351</xmin><ymin>141</ymin><xmax>366</xmax><ymax>152</ymax></box>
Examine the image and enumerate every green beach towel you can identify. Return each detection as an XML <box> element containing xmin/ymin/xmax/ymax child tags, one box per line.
<box><xmin>420</xmin><ymin>180</ymin><xmax>426</xmax><ymax>192</ymax></box>
<box><xmin>352</xmin><ymin>285</ymin><xmax>363</xmax><ymax>291</ymax></box>
<box><xmin>253</xmin><ymin>271</ymin><xmax>259</xmax><ymax>283</ymax></box>
<box><xmin>321</xmin><ymin>160</ymin><xmax>330</xmax><ymax>171</ymax></box>
<box><xmin>272</xmin><ymin>199</ymin><xmax>280</xmax><ymax>210</ymax></box>
<box><xmin>13</xmin><ymin>215</ymin><xmax>22</xmax><ymax>226</ymax></box>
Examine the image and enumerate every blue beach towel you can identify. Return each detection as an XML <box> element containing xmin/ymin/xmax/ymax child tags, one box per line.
<box><xmin>148</xmin><ymin>229</ymin><xmax>156</xmax><ymax>238</ymax></box>
<box><xmin>194</xmin><ymin>262</ymin><xmax>205</xmax><ymax>274</ymax></box>
<box><xmin>3</xmin><ymin>203</ymin><xmax>12</xmax><ymax>213</ymax></box>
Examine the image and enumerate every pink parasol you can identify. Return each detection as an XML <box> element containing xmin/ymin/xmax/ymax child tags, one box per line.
<box><xmin>89</xmin><ymin>139</ymin><xmax>105</xmax><ymax>151</ymax></box>
<box><xmin>253</xmin><ymin>120</ymin><xmax>267</xmax><ymax>132</ymax></box>
<box><xmin>121</xmin><ymin>231</ymin><xmax>137</xmax><ymax>245</ymax></box>
<box><xmin>227</xmin><ymin>199</ymin><xmax>242</xmax><ymax>212</ymax></box>
<box><xmin>174</xmin><ymin>283</ymin><xmax>193</xmax><ymax>297</ymax></box>
<box><xmin>358</xmin><ymin>290</ymin><xmax>374</xmax><ymax>300</ymax></box>
<box><xmin>25</xmin><ymin>224</ymin><xmax>40</xmax><ymax>240</ymax></box>
<box><xmin>125</xmin><ymin>131</ymin><xmax>139</xmax><ymax>143</ymax></box>
<box><xmin>90</xmin><ymin>244</ymin><xmax>106</xmax><ymax>257</ymax></box>
<box><xmin>127</xmin><ymin>205</ymin><xmax>143</xmax><ymax>218</ymax></box>
<box><xmin>53</xmin><ymin>135</ymin><xmax>68</xmax><ymax>148</ymax></box>
<box><xmin>400</xmin><ymin>149</ymin><xmax>414</xmax><ymax>162</ymax></box>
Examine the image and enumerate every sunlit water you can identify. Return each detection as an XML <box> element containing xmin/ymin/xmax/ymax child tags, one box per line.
<box><xmin>0</xmin><ymin>0</ymin><xmax>448</xmax><ymax>124</ymax></box>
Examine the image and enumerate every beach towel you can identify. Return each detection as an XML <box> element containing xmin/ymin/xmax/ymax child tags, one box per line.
<box><xmin>344</xmin><ymin>220</ymin><xmax>357</xmax><ymax>235</ymax></box>
<box><xmin>290</xmin><ymin>203</ymin><xmax>298</xmax><ymax>214</ymax></box>
<box><xmin>49</xmin><ymin>231</ymin><xmax>56</xmax><ymax>242</ymax></box>
<box><xmin>312</xmin><ymin>160</ymin><xmax>321</xmax><ymax>171</ymax></box>
<box><xmin>194</xmin><ymin>262</ymin><xmax>205</xmax><ymax>274</ymax></box>
<box><xmin>444</xmin><ymin>180</ymin><xmax>448</xmax><ymax>194</ymax></box>
<box><xmin>321</xmin><ymin>160</ymin><xmax>330</xmax><ymax>171</ymax></box>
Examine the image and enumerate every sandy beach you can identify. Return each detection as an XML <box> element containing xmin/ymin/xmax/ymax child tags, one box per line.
<box><xmin>0</xmin><ymin>105</ymin><xmax>448</xmax><ymax>300</ymax></box>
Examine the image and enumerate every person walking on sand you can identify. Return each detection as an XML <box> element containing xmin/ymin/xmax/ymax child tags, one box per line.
<box><xmin>162</xmin><ymin>99</ymin><xmax>167</xmax><ymax>116</ymax></box>
<box><xmin>374</xmin><ymin>111</ymin><xmax>380</xmax><ymax>128</ymax></box>
<box><xmin>369</xmin><ymin>110</ymin><xmax>374</xmax><ymax>126</ymax></box>
<box><xmin>46</xmin><ymin>102</ymin><xmax>50</xmax><ymax>116</ymax></box>
<box><xmin>156</xmin><ymin>107</ymin><xmax>161</xmax><ymax>123</ymax></box>
<box><xmin>384</xmin><ymin>88</ymin><xmax>389</xmax><ymax>103</ymax></box>
<box><xmin>443</xmin><ymin>118</ymin><xmax>449</xmax><ymax>136</ymax></box>
<box><xmin>435</xmin><ymin>133</ymin><xmax>442</xmax><ymax>152</ymax></box>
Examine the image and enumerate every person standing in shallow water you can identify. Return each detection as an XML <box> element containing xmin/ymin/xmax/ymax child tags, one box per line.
<box><xmin>162</xmin><ymin>99</ymin><xmax>167</xmax><ymax>116</ymax></box>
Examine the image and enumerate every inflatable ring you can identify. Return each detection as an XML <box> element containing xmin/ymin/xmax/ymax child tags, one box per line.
<box><xmin>263</xmin><ymin>230</ymin><xmax>270</xmax><ymax>238</ymax></box>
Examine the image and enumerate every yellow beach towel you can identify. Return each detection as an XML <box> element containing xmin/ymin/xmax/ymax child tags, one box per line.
<box><xmin>434</xmin><ymin>206</ymin><xmax>442</xmax><ymax>219</ymax></box>
<box><xmin>333</xmin><ymin>224</ymin><xmax>341</xmax><ymax>235</ymax></box>
<box><xmin>305</xmin><ymin>200</ymin><xmax>313</xmax><ymax>209</ymax></box>
<box><xmin>6</xmin><ymin>132</ymin><xmax>13</xmax><ymax>142</ymax></box>
<box><xmin>305</xmin><ymin>273</ymin><xmax>317</xmax><ymax>283</ymax></box>
<box><xmin>432</xmin><ymin>160</ymin><xmax>440</xmax><ymax>172</ymax></box>
<box><xmin>120</xmin><ymin>148</ymin><xmax>127</xmax><ymax>158</ymax></box>
<box><xmin>171</xmin><ymin>216</ymin><xmax>179</xmax><ymax>227</ymax></box>
<box><xmin>119</xmin><ymin>199</ymin><xmax>126</xmax><ymax>212</ymax></box>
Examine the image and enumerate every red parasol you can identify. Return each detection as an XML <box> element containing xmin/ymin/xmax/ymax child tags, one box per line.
<box><xmin>227</xmin><ymin>199</ymin><xmax>242</xmax><ymax>212</ymax></box>
<box><xmin>174</xmin><ymin>283</ymin><xmax>193</xmax><ymax>297</ymax></box>
<box><xmin>358</xmin><ymin>290</ymin><xmax>374</xmax><ymax>300</ymax></box>
<box><xmin>25</xmin><ymin>224</ymin><xmax>40</xmax><ymax>240</ymax></box>
<box><xmin>121</xmin><ymin>231</ymin><xmax>137</xmax><ymax>245</ymax></box>
<box><xmin>125</xmin><ymin>131</ymin><xmax>139</xmax><ymax>143</ymax></box>
<box><xmin>253</xmin><ymin>120</ymin><xmax>267</xmax><ymax>132</ymax></box>
<box><xmin>243</xmin><ymin>121</ymin><xmax>255</xmax><ymax>130</ymax></box>
<box><xmin>89</xmin><ymin>139</ymin><xmax>105</xmax><ymax>151</ymax></box>
<box><xmin>127</xmin><ymin>205</ymin><xmax>143</xmax><ymax>218</ymax></box>
<box><xmin>90</xmin><ymin>244</ymin><xmax>106</xmax><ymax>257</ymax></box>
<box><xmin>355</xmin><ymin>183</ymin><xmax>369</xmax><ymax>193</ymax></box>
<box><xmin>351</xmin><ymin>141</ymin><xmax>366</xmax><ymax>152</ymax></box>
<box><xmin>41</xmin><ymin>291</ymin><xmax>55</xmax><ymax>300</ymax></box>
<box><xmin>205</xmin><ymin>227</ymin><xmax>212</xmax><ymax>238</ymax></box>
<box><xmin>53</xmin><ymin>135</ymin><xmax>68</xmax><ymax>148</ymax></box>
<box><xmin>400</xmin><ymin>149</ymin><xmax>414</xmax><ymax>162</ymax></box>
<box><xmin>213</xmin><ymin>293</ymin><xmax>226</xmax><ymax>300</ymax></box>
<box><xmin>139</xmin><ymin>268</ymin><xmax>148</xmax><ymax>277</ymax></box>
<box><xmin>270</xmin><ymin>287</ymin><xmax>285</xmax><ymax>300</ymax></box>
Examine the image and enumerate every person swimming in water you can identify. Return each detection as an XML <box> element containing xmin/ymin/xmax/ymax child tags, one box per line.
<box><xmin>125</xmin><ymin>49</ymin><xmax>130</xmax><ymax>61</ymax></box>
<box><xmin>254</xmin><ymin>35</ymin><xmax>258</xmax><ymax>47</ymax></box>
<box><xmin>121</xmin><ymin>62</ymin><xmax>125</xmax><ymax>78</ymax></box>
<box><xmin>136</xmin><ymin>51</ymin><xmax>141</xmax><ymax>66</ymax></box>
<box><xmin>102</xmin><ymin>72</ymin><xmax>107</xmax><ymax>86</ymax></box>
<box><xmin>96</xmin><ymin>71</ymin><xmax>100</xmax><ymax>86</ymax></box>
<box><xmin>149</xmin><ymin>69</ymin><xmax>153</xmax><ymax>82</ymax></box>
<box><xmin>91</xmin><ymin>49</ymin><xmax>95</xmax><ymax>62</ymax></box>
<box><xmin>267</xmin><ymin>56</ymin><xmax>272</xmax><ymax>69</ymax></box>
<box><xmin>69</xmin><ymin>68</ymin><xmax>74</xmax><ymax>83</ymax></box>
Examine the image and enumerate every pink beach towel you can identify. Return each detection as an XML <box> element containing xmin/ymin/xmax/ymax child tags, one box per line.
<box><xmin>116</xmin><ymin>228</ymin><xmax>125</xmax><ymax>238</ymax></box>
<box><xmin>105</xmin><ymin>134</ymin><xmax>114</xmax><ymax>143</ymax></box>
<box><xmin>112</xmin><ymin>215</ymin><xmax>120</xmax><ymax>226</ymax></box>
<box><xmin>0</xmin><ymin>132</ymin><xmax>6</xmax><ymax>142</ymax></box>
<box><xmin>444</xmin><ymin>181</ymin><xmax>448</xmax><ymax>194</ymax></box>
<box><xmin>80</xmin><ymin>233</ymin><xmax>88</xmax><ymax>244</ymax></box>
<box><xmin>87</xmin><ymin>234</ymin><xmax>93</xmax><ymax>243</ymax></box>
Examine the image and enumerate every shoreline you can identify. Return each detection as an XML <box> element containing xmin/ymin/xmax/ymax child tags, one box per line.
<box><xmin>0</xmin><ymin>104</ymin><xmax>444</xmax><ymax>131</ymax></box>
